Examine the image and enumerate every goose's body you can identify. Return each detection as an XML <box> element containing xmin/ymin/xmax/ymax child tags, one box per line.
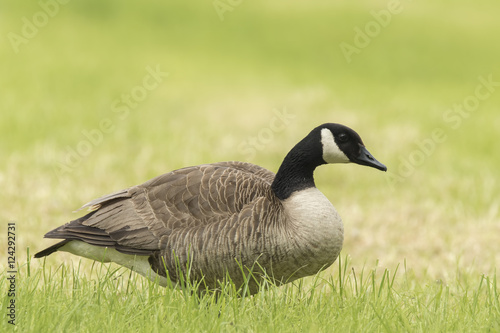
<box><xmin>35</xmin><ymin>123</ymin><xmax>386</xmax><ymax>294</ymax></box>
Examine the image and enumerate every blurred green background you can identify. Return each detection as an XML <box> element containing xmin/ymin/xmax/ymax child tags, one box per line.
<box><xmin>1</xmin><ymin>0</ymin><xmax>499</xmax><ymax>279</ymax></box>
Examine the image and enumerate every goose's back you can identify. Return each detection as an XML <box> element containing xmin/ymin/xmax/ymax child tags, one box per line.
<box><xmin>71</xmin><ymin>161</ymin><xmax>275</xmax><ymax>246</ymax></box>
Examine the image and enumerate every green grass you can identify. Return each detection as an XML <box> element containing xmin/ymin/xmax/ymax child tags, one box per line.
<box><xmin>1</xmin><ymin>0</ymin><xmax>500</xmax><ymax>331</ymax></box>
<box><xmin>2</xmin><ymin>254</ymin><xmax>499</xmax><ymax>332</ymax></box>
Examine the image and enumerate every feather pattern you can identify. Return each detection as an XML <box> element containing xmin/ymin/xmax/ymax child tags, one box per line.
<box><xmin>38</xmin><ymin>161</ymin><xmax>341</xmax><ymax>293</ymax></box>
<box><xmin>35</xmin><ymin>124</ymin><xmax>386</xmax><ymax>295</ymax></box>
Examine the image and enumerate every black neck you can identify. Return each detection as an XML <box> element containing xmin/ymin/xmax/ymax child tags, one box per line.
<box><xmin>271</xmin><ymin>133</ymin><xmax>326</xmax><ymax>200</ymax></box>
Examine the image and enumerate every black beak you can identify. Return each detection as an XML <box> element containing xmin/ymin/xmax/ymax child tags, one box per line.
<box><xmin>352</xmin><ymin>145</ymin><xmax>387</xmax><ymax>171</ymax></box>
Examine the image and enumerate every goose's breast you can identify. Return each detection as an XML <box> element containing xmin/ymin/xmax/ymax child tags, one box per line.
<box><xmin>278</xmin><ymin>187</ymin><xmax>344</xmax><ymax>276</ymax></box>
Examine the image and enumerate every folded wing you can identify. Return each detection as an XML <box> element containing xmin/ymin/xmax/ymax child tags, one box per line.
<box><xmin>36</xmin><ymin>161</ymin><xmax>275</xmax><ymax>257</ymax></box>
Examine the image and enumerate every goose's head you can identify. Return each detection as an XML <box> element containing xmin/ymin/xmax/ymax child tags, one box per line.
<box><xmin>271</xmin><ymin>123</ymin><xmax>386</xmax><ymax>200</ymax></box>
<box><xmin>319</xmin><ymin>123</ymin><xmax>387</xmax><ymax>171</ymax></box>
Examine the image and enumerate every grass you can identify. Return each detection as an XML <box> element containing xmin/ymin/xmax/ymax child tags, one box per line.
<box><xmin>2</xmin><ymin>254</ymin><xmax>499</xmax><ymax>332</ymax></box>
<box><xmin>1</xmin><ymin>0</ymin><xmax>500</xmax><ymax>331</ymax></box>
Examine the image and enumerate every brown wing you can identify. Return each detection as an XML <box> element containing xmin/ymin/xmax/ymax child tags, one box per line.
<box><xmin>36</xmin><ymin>161</ymin><xmax>275</xmax><ymax>257</ymax></box>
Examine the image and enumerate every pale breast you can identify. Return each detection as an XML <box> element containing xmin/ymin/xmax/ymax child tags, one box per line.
<box><xmin>279</xmin><ymin>187</ymin><xmax>344</xmax><ymax>277</ymax></box>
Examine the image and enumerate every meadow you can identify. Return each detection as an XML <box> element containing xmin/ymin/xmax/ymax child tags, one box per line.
<box><xmin>1</xmin><ymin>0</ymin><xmax>499</xmax><ymax>331</ymax></box>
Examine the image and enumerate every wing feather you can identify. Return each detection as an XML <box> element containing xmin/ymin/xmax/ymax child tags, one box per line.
<box><xmin>38</xmin><ymin>161</ymin><xmax>276</xmax><ymax>258</ymax></box>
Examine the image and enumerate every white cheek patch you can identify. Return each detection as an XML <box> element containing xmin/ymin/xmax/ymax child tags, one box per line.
<box><xmin>321</xmin><ymin>128</ymin><xmax>350</xmax><ymax>164</ymax></box>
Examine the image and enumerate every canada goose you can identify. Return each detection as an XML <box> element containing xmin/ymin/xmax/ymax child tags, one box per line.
<box><xmin>35</xmin><ymin>123</ymin><xmax>386</xmax><ymax>294</ymax></box>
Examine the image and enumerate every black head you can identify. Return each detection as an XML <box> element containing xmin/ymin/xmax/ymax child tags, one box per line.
<box><xmin>318</xmin><ymin>123</ymin><xmax>387</xmax><ymax>171</ymax></box>
<box><xmin>271</xmin><ymin>123</ymin><xmax>387</xmax><ymax>200</ymax></box>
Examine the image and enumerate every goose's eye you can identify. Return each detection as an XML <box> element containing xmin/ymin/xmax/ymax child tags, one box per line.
<box><xmin>337</xmin><ymin>133</ymin><xmax>349</xmax><ymax>143</ymax></box>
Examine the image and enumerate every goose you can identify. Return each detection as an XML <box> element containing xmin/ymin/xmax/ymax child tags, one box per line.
<box><xmin>35</xmin><ymin>123</ymin><xmax>386</xmax><ymax>294</ymax></box>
